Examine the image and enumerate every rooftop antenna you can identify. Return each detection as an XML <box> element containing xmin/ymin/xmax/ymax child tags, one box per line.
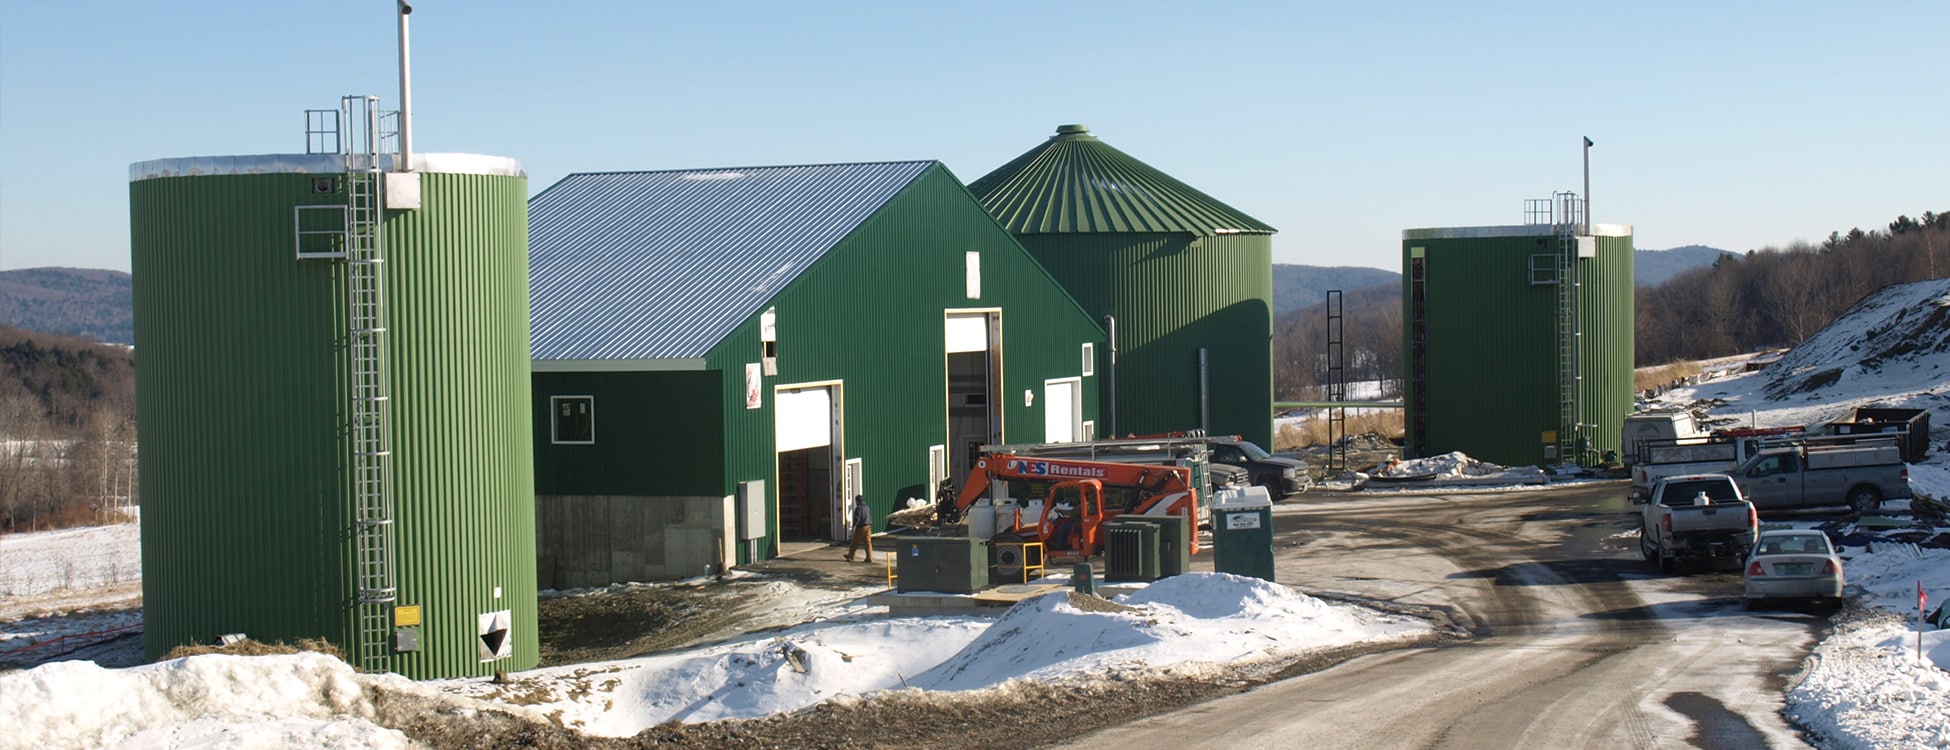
<box><xmin>397</xmin><ymin>1</ymin><xmax>414</xmax><ymax>171</ymax></box>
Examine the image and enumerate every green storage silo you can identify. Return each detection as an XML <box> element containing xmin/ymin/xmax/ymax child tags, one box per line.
<box><xmin>130</xmin><ymin>143</ymin><xmax>536</xmax><ymax>679</ymax></box>
<box><xmin>971</xmin><ymin>125</ymin><xmax>1278</xmax><ymax>448</ymax></box>
<box><xmin>1401</xmin><ymin>218</ymin><xmax>1634</xmax><ymax>468</ymax></box>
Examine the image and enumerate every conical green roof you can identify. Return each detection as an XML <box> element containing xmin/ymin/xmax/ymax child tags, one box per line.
<box><xmin>969</xmin><ymin>124</ymin><xmax>1276</xmax><ymax>236</ymax></box>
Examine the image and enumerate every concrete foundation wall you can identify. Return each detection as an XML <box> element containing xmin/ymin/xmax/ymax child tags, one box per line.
<box><xmin>537</xmin><ymin>495</ymin><xmax>729</xmax><ymax>588</ymax></box>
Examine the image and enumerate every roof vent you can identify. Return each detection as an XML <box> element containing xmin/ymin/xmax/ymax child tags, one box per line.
<box><xmin>1055</xmin><ymin>124</ymin><xmax>1090</xmax><ymax>136</ymax></box>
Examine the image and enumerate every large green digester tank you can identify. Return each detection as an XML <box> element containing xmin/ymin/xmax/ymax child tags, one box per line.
<box><xmin>970</xmin><ymin>125</ymin><xmax>1278</xmax><ymax>448</ymax></box>
<box><xmin>130</xmin><ymin>151</ymin><xmax>536</xmax><ymax>678</ymax></box>
<box><xmin>1401</xmin><ymin>222</ymin><xmax>1634</xmax><ymax>468</ymax></box>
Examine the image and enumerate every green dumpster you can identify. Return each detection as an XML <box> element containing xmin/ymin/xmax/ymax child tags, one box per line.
<box><xmin>1211</xmin><ymin>488</ymin><xmax>1275</xmax><ymax>581</ymax></box>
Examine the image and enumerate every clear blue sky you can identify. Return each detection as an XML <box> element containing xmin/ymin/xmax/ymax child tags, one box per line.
<box><xmin>2</xmin><ymin>1</ymin><xmax>1944</xmax><ymax>273</ymax></box>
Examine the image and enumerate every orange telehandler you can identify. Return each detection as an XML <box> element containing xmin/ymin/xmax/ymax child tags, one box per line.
<box><xmin>946</xmin><ymin>453</ymin><xmax>1202</xmax><ymax>557</ymax></box>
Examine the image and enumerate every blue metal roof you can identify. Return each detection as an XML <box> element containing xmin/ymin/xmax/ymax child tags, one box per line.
<box><xmin>529</xmin><ymin>161</ymin><xmax>935</xmax><ymax>361</ymax></box>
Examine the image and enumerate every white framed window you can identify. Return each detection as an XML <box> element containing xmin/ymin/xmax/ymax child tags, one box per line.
<box><xmin>550</xmin><ymin>395</ymin><xmax>594</xmax><ymax>444</ymax></box>
<box><xmin>1081</xmin><ymin>342</ymin><xmax>1096</xmax><ymax>377</ymax></box>
<box><xmin>965</xmin><ymin>251</ymin><xmax>982</xmax><ymax>299</ymax></box>
<box><xmin>760</xmin><ymin>307</ymin><xmax>778</xmax><ymax>375</ymax></box>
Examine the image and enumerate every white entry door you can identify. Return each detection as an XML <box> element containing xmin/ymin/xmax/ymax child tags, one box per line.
<box><xmin>1044</xmin><ymin>378</ymin><xmax>1081</xmax><ymax>443</ymax></box>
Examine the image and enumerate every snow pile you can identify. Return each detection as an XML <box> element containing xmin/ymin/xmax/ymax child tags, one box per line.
<box><xmin>1366</xmin><ymin>451</ymin><xmax>1547</xmax><ymax>486</ymax></box>
<box><xmin>1788</xmin><ymin>611</ymin><xmax>1950</xmax><ymax>748</ymax></box>
<box><xmin>1787</xmin><ymin>542</ymin><xmax>1950</xmax><ymax>747</ymax></box>
<box><xmin>1911</xmin><ymin>463</ymin><xmax>1950</xmax><ymax>505</ymax></box>
<box><xmin>1374</xmin><ymin>451</ymin><xmax>1504</xmax><ymax>479</ymax></box>
<box><xmin>0</xmin><ymin>652</ymin><xmax>409</xmax><ymax>750</ymax></box>
<box><xmin>435</xmin><ymin>572</ymin><xmax>1423</xmax><ymax>737</ymax></box>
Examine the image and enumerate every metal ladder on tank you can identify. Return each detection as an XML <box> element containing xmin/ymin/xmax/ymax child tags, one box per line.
<box><xmin>1552</xmin><ymin>192</ymin><xmax>1585</xmax><ymax>466</ymax></box>
<box><xmin>1325</xmin><ymin>289</ymin><xmax>1348</xmax><ymax>474</ymax></box>
<box><xmin>340</xmin><ymin>96</ymin><xmax>399</xmax><ymax>671</ymax></box>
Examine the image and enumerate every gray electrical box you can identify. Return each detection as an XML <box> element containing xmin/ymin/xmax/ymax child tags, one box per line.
<box><xmin>894</xmin><ymin>535</ymin><xmax>990</xmax><ymax>593</ymax></box>
<box><xmin>1103</xmin><ymin>519</ymin><xmax>1161</xmax><ymax>582</ymax></box>
<box><xmin>736</xmin><ymin>480</ymin><xmax>766</xmax><ymax>540</ymax></box>
<box><xmin>1149</xmin><ymin>514</ymin><xmax>1191</xmax><ymax>578</ymax></box>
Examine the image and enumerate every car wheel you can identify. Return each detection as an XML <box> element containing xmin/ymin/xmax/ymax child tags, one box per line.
<box><xmin>1255</xmin><ymin>477</ymin><xmax>1284</xmax><ymax>500</ymax></box>
<box><xmin>1848</xmin><ymin>486</ymin><xmax>1883</xmax><ymax>514</ymax></box>
<box><xmin>1742</xmin><ymin>597</ymin><xmax>1761</xmax><ymax>611</ymax></box>
<box><xmin>1639</xmin><ymin>526</ymin><xmax>1655</xmax><ymax>561</ymax></box>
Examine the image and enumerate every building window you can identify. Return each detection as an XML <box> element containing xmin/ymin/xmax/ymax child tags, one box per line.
<box><xmin>1081</xmin><ymin>342</ymin><xmax>1096</xmax><ymax>377</ymax></box>
<box><xmin>551</xmin><ymin>395</ymin><xmax>594</xmax><ymax>444</ymax></box>
<box><xmin>760</xmin><ymin>308</ymin><xmax>778</xmax><ymax>375</ymax></box>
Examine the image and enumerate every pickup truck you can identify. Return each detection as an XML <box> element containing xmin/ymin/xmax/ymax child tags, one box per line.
<box><xmin>1731</xmin><ymin>443</ymin><xmax>1910</xmax><ymax>513</ymax></box>
<box><xmin>1636</xmin><ymin>474</ymin><xmax>1758</xmax><ymax>573</ymax></box>
<box><xmin>1626</xmin><ymin>429</ymin><xmax>1873</xmax><ymax>502</ymax></box>
<box><xmin>1205</xmin><ymin>437</ymin><xmax>1311</xmax><ymax>498</ymax></box>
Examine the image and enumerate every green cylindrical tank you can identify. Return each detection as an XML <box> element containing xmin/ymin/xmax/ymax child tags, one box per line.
<box><xmin>1400</xmin><ymin>225</ymin><xmax>1635</xmax><ymax>467</ymax></box>
<box><xmin>130</xmin><ymin>153</ymin><xmax>536</xmax><ymax>679</ymax></box>
<box><xmin>971</xmin><ymin>125</ymin><xmax>1278</xmax><ymax>448</ymax></box>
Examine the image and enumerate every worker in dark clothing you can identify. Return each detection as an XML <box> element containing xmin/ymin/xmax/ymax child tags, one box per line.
<box><xmin>844</xmin><ymin>495</ymin><xmax>874</xmax><ymax>563</ymax></box>
<box><xmin>1049</xmin><ymin>501</ymin><xmax>1080</xmax><ymax>553</ymax></box>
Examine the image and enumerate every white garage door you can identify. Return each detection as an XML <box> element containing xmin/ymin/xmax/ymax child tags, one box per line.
<box><xmin>945</xmin><ymin>313</ymin><xmax>989</xmax><ymax>354</ymax></box>
<box><xmin>775</xmin><ymin>387</ymin><xmax>832</xmax><ymax>452</ymax></box>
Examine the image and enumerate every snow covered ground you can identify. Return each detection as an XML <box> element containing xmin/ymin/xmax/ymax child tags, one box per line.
<box><xmin>4</xmin><ymin>280</ymin><xmax>1946</xmax><ymax>747</ymax></box>
<box><xmin>1646</xmin><ymin>278</ymin><xmax>1950</xmax><ymax>746</ymax></box>
<box><xmin>0</xmin><ymin>568</ymin><xmax>1423</xmax><ymax>748</ymax></box>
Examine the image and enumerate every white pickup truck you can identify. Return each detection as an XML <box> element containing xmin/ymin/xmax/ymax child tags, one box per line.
<box><xmin>1628</xmin><ymin>438</ymin><xmax>1774</xmax><ymax>502</ymax></box>
<box><xmin>1636</xmin><ymin>474</ymin><xmax>1758</xmax><ymax>573</ymax></box>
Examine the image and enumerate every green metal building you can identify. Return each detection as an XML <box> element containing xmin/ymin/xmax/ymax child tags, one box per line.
<box><xmin>970</xmin><ymin>125</ymin><xmax>1278</xmax><ymax>448</ymax></box>
<box><xmin>130</xmin><ymin>144</ymin><xmax>537</xmax><ymax>679</ymax></box>
<box><xmin>1401</xmin><ymin>217</ymin><xmax>1635</xmax><ymax>468</ymax></box>
<box><xmin>528</xmin><ymin>161</ymin><xmax>1106</xmax><ymax>587</ymax></box>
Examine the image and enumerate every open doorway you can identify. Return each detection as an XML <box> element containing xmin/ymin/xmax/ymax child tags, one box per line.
<box><xmin>776</xmin><ymin>384</ymin><xmax>842</xmax><ymax>541</ymax></box>
<box><xmin>946</xmin><ymin>311</ymin><xmax>1001</xmax><ymax>489</ymax></box>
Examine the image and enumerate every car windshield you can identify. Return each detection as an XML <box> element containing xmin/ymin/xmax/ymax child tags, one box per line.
<box><xmin>1235</xmin><ymin>441</ymin><xmax>1272</xmax><ymax>460</ymax></box>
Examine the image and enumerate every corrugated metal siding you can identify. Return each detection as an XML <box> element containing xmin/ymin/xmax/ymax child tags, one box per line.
<box><xmin>704</xmin><ymin>165</ymin><xmax>1107</xmax><ymax>552</ymax></box>
<box><xmin>1579</xmin><ymin>234</ymin><xmax>1636</xmax><ymax>464</ymax></box>
<box><xmin>532</xmin><ymin>370</ymin><xmax>724</xmax><ymax>496</ymax></box>
<box><xmin>377</xmin><ymin>172</ymin><xmax>537</xmax><ymax>679</ymax></box>
<box><xmin>131</xmin><ymin>169</ymin><xmax>535</xmax><ymax>679</ymax></box>
<box><xmin>969</xmin><ymin>125</ymin><xmax>1276</xmax><ymax>236</ymax></box>
<box><xmin>528</xmin><ymin>162</ymin><xmax>934</xmax><ymax>361</ymax></box>
<box><xmin>133</xmin><ymin>172</ymin><xmax>352</xmax><ymax>665</ymax></box>
<box><xmin>1402</xmin><ymin>231</ymin><xmax>1634</xmax><ymax>466</ymax></box>
<box><xmin>1013</xmin><ymin>233</ymin><xmax>1274</xmax><ymax>448</ymax></box>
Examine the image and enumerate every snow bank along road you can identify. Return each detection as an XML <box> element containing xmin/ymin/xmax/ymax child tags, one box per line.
<box><xmin>1075</xmin><ymin>481</ymin><xmax>1821</xmax><ymax>749</ymax></box>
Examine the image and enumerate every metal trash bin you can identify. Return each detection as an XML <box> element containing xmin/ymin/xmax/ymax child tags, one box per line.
<box><xmin>1211</xmin><ymin>487</ymin><xmax>1275</xmax><ymax>582</ymax></box>
<box><xmin>1103</xmin><ymin>518</ymin><xmax>1161</xmax><ymax>582</ymax></box>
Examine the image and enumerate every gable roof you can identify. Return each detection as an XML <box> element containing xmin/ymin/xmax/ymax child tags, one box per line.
<box><xmin>968</xmin><ymin>124</ymin><xmax>1275</xmax><ymax>236</ymax></box>
<box><xmin>529</xmin><ymin>161</ymin><xmax>935</xmax><ymax>362</ymax></box>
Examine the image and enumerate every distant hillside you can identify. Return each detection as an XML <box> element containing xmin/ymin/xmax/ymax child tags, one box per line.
<box><xmin>0</xmin><ymin>268</ymin><xmax>133</xmax><ymax>345</ymax></box>
<box><xmin>0</xmin><ymin>324</ymin><xmax>136</xmax><ymax>434</ymax></box>
<box><xmin>1272</xmin><ymin>265</ymin><xmax>1399</xmax><ymax>317</ymax></box>
<box><xmin>1635</xmin><ymin>245</ymin><xmax>1735</xmax><ymax>287</ymax></box>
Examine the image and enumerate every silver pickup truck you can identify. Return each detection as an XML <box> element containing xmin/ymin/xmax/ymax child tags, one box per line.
<box><xmin>1636</xmin><ymin>474</ymin><xmax>1758</xmax><ymax>573</ymax></box>
<box><xmin>1732</xmin><ymin>443</ymin><xmax>1910</xmax><ymax>513</ymax></box>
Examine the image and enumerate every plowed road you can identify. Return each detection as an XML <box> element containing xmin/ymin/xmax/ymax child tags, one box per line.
<box><xmin>1072</xmin><ymin>481</ymin><xmax>1823</xmax><ymax>749</ymax></box>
